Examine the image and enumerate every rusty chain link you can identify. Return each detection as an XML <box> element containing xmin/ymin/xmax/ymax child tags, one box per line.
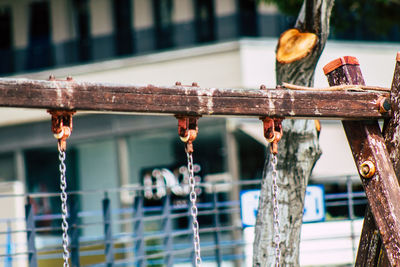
<box><xmin>271</xmin><ymin>154</ymin><xmax>281</xmax><ymax>267</ymax></box>
<box><xmin>186</xmin><ymin>151</ymin><xmax>201</xmax><ymax>267</ymax></box>
<box><xmin>59</xmin><ymin>149</ymin><xmax>70</xmax><ymax>267</ymax></box>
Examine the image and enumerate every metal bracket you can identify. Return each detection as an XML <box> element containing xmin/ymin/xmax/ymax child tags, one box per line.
<box><xmin>48</xmin><ymin>110</ymin><xmax>76</xmax><ymax>152</ymax></box>
<box><xmin>260</xmin><ymin>117</ymin><xmax>283</xmax><ymax>155</ymax></box>
<box><xmin>176</xmin><ymin>116</ymin><xmax>199</xmax><ymax>153</ymax></box>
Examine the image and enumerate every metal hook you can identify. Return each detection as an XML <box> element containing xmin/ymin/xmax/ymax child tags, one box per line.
<box><xmin>176</xmin><ymin>116</ymin><xmax>199</xmax><ymax>153</ymax></box>
<box><xmin>48</xmin><ymin>110</ymin><xmax>76</xmax><ymax>152</ymax></box>
<box><xmin>261</xmin><ymin>117</ymin><xmax>284</xmax><ymax>155</ymax></box>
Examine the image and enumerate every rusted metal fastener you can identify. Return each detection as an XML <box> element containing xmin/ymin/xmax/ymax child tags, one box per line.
<box><xmin>48</xmin><ymin>110</ymin><xmax>76</xmax><ymax>152</ymax></box>
<box><xmin>359</xmin><ymin>160</ymin><xmax>376</xmax><ymax>178</ymax></box>
<box><xmin>176</xmin><ymin>116</ymin><xmax>199</xmax><ymax>153</ymax></box>
<box><xmin>259</xmin><ymin>84</ymin><xmax>266</xmax><ymax>90</ymax></box>
<box><xmin>175</xmin><ymin>81</ymin><xmax>182</xmax><ymax>86</ymax></box>
<box><xmin>192</xmin><ymin>82</ymin><xmax>199</xmax><ymax>87</ymax></box>
<box><xmin>377</xmin><ymin>96</ymin><xmax>391</xmax><ymax>114</ymax></box>
<box><xmin>260</xmin><ymin>117</ymin><xmax>283</xmax><ymax>155</ymax></box>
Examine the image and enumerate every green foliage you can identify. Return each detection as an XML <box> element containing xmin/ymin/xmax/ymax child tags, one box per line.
<box><xmin>261</xmin><ymin>0</ymin><xmax>400</xmax><ymax>41</ymax></box>
<box><xmin>259</xmin><ymin>0</ymin><xmax>303</xmax><ymax>16</ymax></box>
<box><xmin>331</xmin><ymin>0</ymin><xmax>400</xmax><ymax>41</ymax></box>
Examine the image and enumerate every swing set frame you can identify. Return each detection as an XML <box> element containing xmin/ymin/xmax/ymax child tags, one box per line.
<box><xmin>1</xmin><ymin>53</ymin><xmax>400</xmax><ymax>266</ymax></box>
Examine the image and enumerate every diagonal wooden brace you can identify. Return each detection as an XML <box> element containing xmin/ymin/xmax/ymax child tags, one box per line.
<box><xmin>324</xmin><ymin>56</ymin><xmax>400</xmax><ymax>266</ymax></box>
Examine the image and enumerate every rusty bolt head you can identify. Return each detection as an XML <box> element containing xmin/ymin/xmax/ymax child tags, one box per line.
<box><xmin>359</xmin><ymin>160</ymin><xmax>376</xmax><ymax>178</ymax></box>
<box><xmin>260</xmin><ymin>84</ymin><xmax>266</xmax><ymax>90</ymax></box>
<box><xmin>49</xmin><ymin>75</ymin><xmax>55</xmax><ymax>81</ymax></box>
<box><xmin>66</xmin><ymin>76</ymin><xmax>73</xmax><ymax>81</ymax></box>
<box><xmin>192</xmin><ymin>82</ymin><xmax>198</xmax><ymax>87</ymax></box>
<box><xmin>377</xmin><ymin>97</ymin><xmax>391</xmax><ymax>114</ymax></box>
<box><xmin>175</xmin><ymin>81</ymin><xmax>182</xmax><ymax>86</ymax></box>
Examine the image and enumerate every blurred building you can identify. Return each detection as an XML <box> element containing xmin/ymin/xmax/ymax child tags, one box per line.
<box><xmin>0</xmin><ymin>1</ymin><xmax>398</xmax><ymax>264</ymax></box>
<box><xmin>0</xmin><ymin>0</ymin><xmax>290</xmax><ymax>75</ymax></box>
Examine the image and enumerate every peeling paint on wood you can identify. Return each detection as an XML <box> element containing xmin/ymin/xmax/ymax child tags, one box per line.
<box><xmin>0</xmin><ymin>78</ymin><xmax>389</xmax><ymax>119</ymax></box>
<box><xmin>325</xmin><ymin>58</ymin><xmax>400</xmax><ymax>267</ymax></box>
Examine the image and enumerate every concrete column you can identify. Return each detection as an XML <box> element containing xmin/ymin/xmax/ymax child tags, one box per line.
<box><xmin>11</xmin><ymin>1</ymin><xmax>28</xmax><ymax>49</ymax></box>
<box><xmin>133</xmin><ymin>0</ymin><xmax>155</xmax><ymax>52</ymax></box>
<box><xmin>215</xmin><ymin>0</ymin><xmax>236</xmax><ymax>16</ymax></box>
<box><xmin>172</xmin><ymin>0</ymin><xmax>194</xmax><ymax>23</ymax></box>
<box><xmin>15</xmin><ymin>150</ymin><xmax>26</xmax><ymax>191</ymax></box>
<box><xmin>224</xmin><ymin>119</ymin><xmax>243</xmax><ymax>267</ymax></box>
<box><xmin>133</xmin><ymin>0</ymin><xmax>153</xmax><ymax>30</ymax></box>
<box><xmin>50</xmin><ymin>0</ymin><xmax>74</xmax><ymax>65</ymax></box>
<box><xmin>89</xmin><ymin>0</ymin><xmax>115</xmax><ymax>59</ymax></box>
<box><xmin>117</xmin><ymin>137</ymin><xmax>130</xmax><ymax>187</ymax></box>
<box><xmin>257</xmin><ymin>2</ymin><xmax>282</xmax><ymax>37</ymax></box>
<box><xmin>172</xmin><ymin>0</ymin><xmax>195</xmax><ymax>47</ymax></box>
<box><xmin>12</xmin><ymin>1</ymin><xmax>28</xmax><ymax>72</ymax></box>
<box><xmin>215</xmin><ymin>0</ymin><xmax>238</xmax><ymax>40</ymax></box>
<box><xmin>50</xmin><ymin>0</ymin><xmax>72</xmax><ymax>44</ymax></box>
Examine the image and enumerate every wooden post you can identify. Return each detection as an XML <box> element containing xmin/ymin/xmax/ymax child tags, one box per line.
<box><xmin>348</xmin><ymin>52</ymin><xmax>400</xmax><ymax>267</ymax></box>
<box><xmin>324</xmin><ymin>56</ymin><xmax>400</xmax><ymax>266</ymax></box>
<box><xmin>384</xmin><ymin>52</ymin><xmax>400</xmax><ymax>174</ymax></box>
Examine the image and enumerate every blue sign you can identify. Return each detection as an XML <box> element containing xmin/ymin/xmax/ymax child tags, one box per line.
<box><xmin>240</xmin><ymin>185</ymin><xmax>325</xmax><ymax>227</ymax></box>
<box><xmin>240</xmin><ymin>190</ymin><xmax>260</xmax><ymax>227</ymax></box>
<box><xmin>303</xmin><ymin>185</ymin><xmax>325</xmax><ymax>222</ymax></box>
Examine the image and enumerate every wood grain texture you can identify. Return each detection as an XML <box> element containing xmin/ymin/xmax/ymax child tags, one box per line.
<box><xmin>325</xmin><ymin>58</ymin><xmax>400</xmax><ymax>267</ymax></box>
<box><xmin>352</xmin><ymin>52</ymin><xmax>400</xmax><ymax>267</ymax></box>
<box><xmin>254</xmin><ymin>0</ymin><xmax>333</xmax><ymax>266</ymax></box>
<box><xmin>0</xmin><ymin>78</ymin><xmax>388</xmax><ymax>119</ymax></box>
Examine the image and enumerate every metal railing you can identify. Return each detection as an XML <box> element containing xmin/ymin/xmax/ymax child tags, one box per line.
<box><xmin>0</xmin><ymin>177</ymin><xmax>366</xmax><ymax>267</ymax></box>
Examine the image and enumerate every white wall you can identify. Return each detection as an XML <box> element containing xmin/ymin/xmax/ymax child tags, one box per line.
<box><xmin>128</xmin><ymin>132</ymin><xmax>176</xmax><ymax>184</ymax></box>
<box><xmin>316</xmin><ymin>41</ymin><xmax>400</xmax><ymax>87</ymax></box>
<box><xmin>74</xmin><ymin>46</ymin><xmax>242</xmax><ymax>88</ymax></box>
<box><xmin>0</xmin><ymin>182</ymin><xmax>26</xmax><ymax>267</ymax></box>
<box><xmin>240</xmin><ymin>39</ymin><xmax>400</xmax><ymax>88</ymax></box>
<box><xmin>77</xmin><ymin>139</ymin><xmax>120</xmax><ymax>237</ymax></box>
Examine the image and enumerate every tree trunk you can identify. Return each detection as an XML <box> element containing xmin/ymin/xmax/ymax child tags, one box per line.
<box><xmin>253</xmin><ymin>1</ymin><xmax>334</xmax><ymax>266</ymax></box>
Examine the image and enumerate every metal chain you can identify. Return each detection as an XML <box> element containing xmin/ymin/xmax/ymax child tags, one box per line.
<box><xmin>271</xmin><ymin>154</ymin><xmax>281</xmax><ymax>267</ymax></box>
<box><xmin>186</xmin><ymin>151</ymin><xmax>201</xmax><ymax>267</ymax></box>
<box><xmin>59</xmin><ymin>149</ymin><xmax>70</xmax><ymax>267</ymax></box>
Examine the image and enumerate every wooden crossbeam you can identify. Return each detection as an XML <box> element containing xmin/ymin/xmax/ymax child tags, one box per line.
<box><xmin>325</xmin><ymin>56</ymin><xmax>400</xmax><ymax>266</ymax></box>
<box><xmin>0</xmin><ymin>78</ymin><xmax>389</xmax><ymax>119</ymax></box>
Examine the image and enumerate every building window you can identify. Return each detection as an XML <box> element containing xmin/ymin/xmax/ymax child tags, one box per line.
<box><xmin>0</xmin><ymin>6</ymin><xmax>13</xmax><ymax>74</ymax></box>
<box><xmin>0</xmin><ymin>152</ymin><xmax>15</xmax><ymax>182</ymax></box>
<box><xmin>25</xmin><ymin>149</ymin><xmax>78</xmax><ymax>229</ymax></box>
<box><xmin>194</xmin><ymin>0</ymin><xmax>215</xmax><ymax>43</ymax></box>
<box><xmin>73</xmin><ymin>0</ymin><xmax>91</xmax><ymax>62</ymax></box>
<box><xmin>113</xmin><ymin>0</ymin><xmax>134</xmax><ymax>56</ymax></box>
<box><xmin>238</xmin><ymin>0</ymin><xmax>258</xmax><ymax>37</ymax></box>
<box><xmin>27</xmin><ymin>1</ymin><xmax>53</xmax><ymax>69</ymax></box>
<box><xmin>153</xmin><ymin>0</ymin><xmax>173</xmax><ymax>49</ymax></box>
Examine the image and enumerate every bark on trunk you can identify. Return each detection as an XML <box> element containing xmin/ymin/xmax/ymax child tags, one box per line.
<box><xmin>253</xmin><ymin>1</ymin><xmax>334</xmax><ymax>266</ymax></box>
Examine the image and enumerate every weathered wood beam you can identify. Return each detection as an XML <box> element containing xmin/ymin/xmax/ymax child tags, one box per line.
<box><xmin>353</xmin><ymin>52</ymin><xmax>400</xmax><ymax>267</ymax></box>
<box><xmin>325</xmin><ymin>56</ymin><xmax>400</xmax><ymax>266</ymax></box>
<box><xmin>0</xmin><ymin>78</ymin><xmax>389</xmax><ymax>119</ymax></box>
<box><xmin>356</xmin><ymin>51</ymin><xmax>400</xmax><ymax>267</ymax></box>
